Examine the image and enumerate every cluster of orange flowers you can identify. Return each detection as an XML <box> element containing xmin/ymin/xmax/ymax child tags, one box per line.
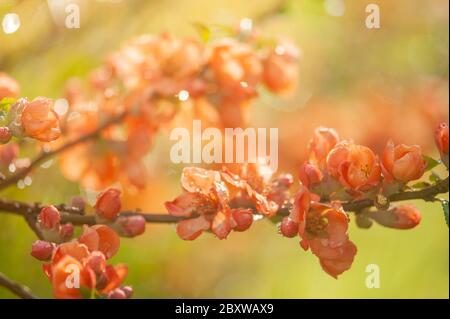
<box><xmin>167</xmin><ymin>124</ymin><xmax>449</xmax><ymax>278</ymax></box>
<box><xmin>29</xmin><ymin>189</ymin><xmax>144</xmax><ymax>298</ymax></box>
<box><xmin>57</xmin><ymin>31</ymin><xmax>298</xmax><ymax>190</ymax></box>
<box><xmin>0</xmin><ymin>28</ymin><xmax>448</xmax><ymax>297</ymax></box>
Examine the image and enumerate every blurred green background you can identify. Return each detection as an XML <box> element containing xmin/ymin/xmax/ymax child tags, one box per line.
<box><xmin>0</xmin><ymin>0</ymin><xmax>448</xmax><ymax>298</ymax></box>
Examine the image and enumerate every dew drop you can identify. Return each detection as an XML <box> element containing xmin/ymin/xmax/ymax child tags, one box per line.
<box><xmin>239</xmin><ymin>18</ymin><xmax>253</xmax><ymax>33</ymax></box>
<box><xmin>8</xmin><ymin>163</ymin><xmax>16</xmax><ymax>173</ymax></box>
<box><xmin>24</xmin><ymin>176</ymin><xmax>32</xmax><ymax>186</ymax></box>
<box><xmin>177</xmin><ymin>90</ymin><xmax>190</xmax><ymax>102</ymax></box>
<box><xmin>17</xmin><ymin>180</ymin><xmax>25</xmax><ymax>189</ymax></box>
<box><xmin>2</xmin><ymin>13</ymin><xmax>21</xmax><ymax>34</ymax></box>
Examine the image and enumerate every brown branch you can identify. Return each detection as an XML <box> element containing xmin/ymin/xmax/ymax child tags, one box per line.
<box><xmin>0</xmin><ymin>272</ymin><xmax>38</xmax><ymax>299</ymax></box>
<box><xmin>0</xmin><ymin>112</ymin><xmax>128</xmax><ymax>192</ymax></box>
<box><xmin>1</xmin><ymin>177</ymin><xmax>448</xmax><ymax>226</ymax></box>
<box><xmin>341</xmin><ymin>177</ymin><xmax>449</xmax><ymax>212</ymax></box>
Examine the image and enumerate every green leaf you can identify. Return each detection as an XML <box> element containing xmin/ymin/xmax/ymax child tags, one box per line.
<box><xmin>411</xmin><ymin>181</ymin><xmax>430</xmax><ymax>190</ymax></box>
<box><xmin>429</xmin><ymin>171</ymin><xmax>441</xmax><ymax>183</ymax></box>
<box><xmin>0</xmin><ymin>97</ymin><xmax>16</xmax><ymax>112</ymax></box>
<box><xmin>423</xmin><ymin>155</ymin><xmax>440</xmax><ymax>171</ymax></box>
<box><xmin>441</xmin><ymin>200</ymin><xmax>449</xmax><ymax>227</ymax></box>
<box><xmin>192</xmin><ymin>22</ymin><xmax>211</xmax><ymax>43</ymax></box>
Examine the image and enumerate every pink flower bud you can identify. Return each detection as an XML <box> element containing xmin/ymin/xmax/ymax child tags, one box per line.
<box><xmin>59</xmin><ymin>223</ymin><xmax>74</xmax><ymax>241</ymax></box>
<box><xmin>31</xmin><ymin>240</ymin><xmax>54</xmax><ymax>261</ymax></box>
<box><xmin>95</xmin><ymin>188</ymin><xmax>122</xmax><ymax>221</ymax></box>
<box><xmin>38</xmin><ymin>206</ymin><xmax>61</xmax><ymax>230</ymax></box>
<box><xmin>86</xmin><ymin>251</ymin><xmax>106</xmax><ymax>274</ymax></box>
<box><xmin>369</xmin><ymin>204</ymin><xmax>421</xmax><ymax>229</ymax></box>
<box><xmin>107</xmin><ymin>288</ymin><xmax>127</xmax><ymax>299</ymax></box>
<box><xmin>0</xmin><ymin>72</ymin><xmax>20</xmax><ymax>99</ymax></box>
<box><xmin>298</xmin><ymin>162</ymin><xmax>323</xmax><ymax>187</ymax></box>
<box><xmin>280</xmin><ymin>217</ymin><xmax>298</xmax><ymax>238</ymax></box>
<box><xmin>0</xmin><ymin>127</ymin><xmax>12</xmax><ymax>144</ymax></box>
<box><xmin>121</xmin><ymin>286</ymin><xmax>133</xmax><ymax>298</ymax></box>
<box><xmin>231</xmin><ymin>208</ymin><xmax>253</xmax><ymax>232</ymax></box>
<box><xmin>0</xmin><ymin>143</ymin><xmax>19</xmax><ymax>167</ymax></box>
<box><xmin>116</xmin><ymin>215</ymin><xmax>146</xmax><ymax>237</ymax></box>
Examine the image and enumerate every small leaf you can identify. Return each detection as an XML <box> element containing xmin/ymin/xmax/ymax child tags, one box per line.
<box><xmin>192</xmin><ymin>22</ymin><xmax>211</xmax><ymax>43</ymax></box>
<box><xmin>423</xmin><ymin>155</ymin><xmax>440</xmax><ymax>171</ymax></box>
<box><xmin>441</xmin><ymin>200</ymin><xmax>449</xmax><ymax>227</ymax></box>
<box><xmin>411</xmin><ymin>181</ymin><xmax>430</xmax><ymax>190</ymax></box>
<box><xmin>0</xmin><ymin>97</ymin><xmax>16</xmax><ymax>112</ymax></box>
<box><xmin>429</xmin><ymin>171</ymin><xmax>441</xmax><ymax>183</ymax></box>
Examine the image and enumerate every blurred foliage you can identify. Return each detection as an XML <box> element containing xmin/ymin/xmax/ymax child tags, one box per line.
<box><xmin>0</xmin><ymin>0</ymin><xmax>448</xmax><ymax>298</ymax></box>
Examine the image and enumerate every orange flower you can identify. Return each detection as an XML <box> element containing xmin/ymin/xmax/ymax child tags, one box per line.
<box><xmin>299</xmin><ymin>202</ymin><xmax>357</xmax><ymax>278</ymax></box>
<box><xmin>308</xmin><ymin>127</ymin><xmax>340</xmax><ymax>166</ymax></box>
<box><xmin>20</xmin><ymin>97</ymin><xmax>61</xmax><ymax>142</ymax></box>
<box><xmin>327</xmin><ymin>141</ymin><xmax>381</xmax><ymax>192</ymax></box>
<box><xmin>208</xmin><ymin>39</ymin><xmax>262</xmax><ymax>102</ymax></box>
<box><xmin>381</xmin><ymin>139</ymin><xmax>426</xmax><ymax>183</ymax></box>
<box><xmin>435</xmin><ymin>123</ymin><xmax>449</xmax><ymax>167</ymax></box>
<box><xmin>78</xmin><ymin>225</ymin><xmax>120</xmax><ymax>259</ymax></box>
<box><xmin>0</xmin><ymin>72</ymin><xmax>19</xmax><ymax>99</ymax></box>
<box><xmin>50</xmin><ymin>255</ymin><xmax>96</xmax><ymax>299</ymax></box>
<box><xmin>263</xmin><ymin>41</ymin><xmax>299</xmax><ymax>94</ymax></box>
<box><xmin>435</xmin><ymin>123</ymin><xmax>449</xmax><ymax>155</ymax></box>
<box><xmin>166</xmin><ymin>166</ymin><xmax>277</xmax><ymax>240</ymax></box>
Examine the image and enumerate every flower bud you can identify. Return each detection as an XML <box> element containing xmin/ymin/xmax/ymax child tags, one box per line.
<box><xmin>70</xmin><ymin>196</ymin><xmax>86</xmax><ymax>211</ymax></box>
<box><xmin>355</xmin><ymin>213</ymin><xmax>373</xmax><ymax>229</ymax></box>
<box><xmin>107</xmin><ymin>288</ymin><xmax>127</xmax><ymax>299</ymax></box>
<box><xmin>59</xmin><ymin>223</ymin><xmax>74</xmax><ymax>241</ymax></box>
<box><xmin>121</xmin><ymin>286</ymin><xmax>133</xmax><ymax>298</ymax></box>
<box><xmin>0</xmin><ymin>127</ymin><xmax>12</xmax><ymax>144</ymax></box>
<box><xmin>308</xmin><ymin>127</ymin><xmax>340</xmax><ymax>165</ymax></box>
<box><xmin>381</xmin><ymin>140</ymin><xmax>426</xmax><ymax>183</ymax></box>
<box><xmin>95</xmin><ymin>188</ymin><xmax>122</xmax><ymax>221</ymax></box>
<box><xmin>0</xmin><ymin>72</ymin><xmax>20</xmax><ymax>99</ymax></box>
<box><xmin>231</xmin><ymin>208</ymin><xmax>253</xmax><ymax>232</ymax></box>
<box><xmin>369</xmin><ymin>204</ymin><xmax>421</xmax><ymax>229</ymax></box>
<box><xmin>299</xmin><ymin>162</ymin><xmax>323</xmax><ymax>187</ymax></box>
<box><xmin>115</xmin><ymin>215</ymin><xmax>146</xmax><ymax>237</ymax></box>
<box><xmin>85</xmin><ymin>251</ymin><xmax>106</xmax><ymax>274</ymax></box>
<box><xmin>280</xmin><ymin>217</ymin><xmax>299</xmax><ymax>238</ymax></box>
<box><xmin>38</xmin><ymin>206</ymin><xmax>61</xmax><ymax>230</ymax></box>
<box><xmin>20</xmin><ymin>97</ymin><xmax>61</xmax><ymax>142</ymax></box>
<box><xmin>435</xmin><ymin>123</ymin><xmax>449</xmax><ymax>168</ymax></box>
<box><xmin>31</xmin><ymin>240</ymin><xmax>54</xmax><ymax>261</ymax></box>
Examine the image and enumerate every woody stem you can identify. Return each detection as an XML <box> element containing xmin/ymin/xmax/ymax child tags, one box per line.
<box><xmin>0</xmin><ymin>111</ymin><xmax>128</xmax><ymax>192</ymax></box>
<box><xmin>0</xmin><ymin>177</ymin><xmax>448</xmax><ymax>225</ymax></box>
<box><xmin>0</xmin><ymin>272</ymin><xmax>38</xmax><ymax>299</ymax></box>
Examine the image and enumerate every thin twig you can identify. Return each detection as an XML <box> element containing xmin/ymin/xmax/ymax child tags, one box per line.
<box><xmin>0</xmin><ymin>112</ymin><xmax>128</xmax><ymax>192</ymax></box>
<box><xmin>0</xmin><ymin>272</ymin><xmax>38</xmax><ymax>299</ymax></box>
